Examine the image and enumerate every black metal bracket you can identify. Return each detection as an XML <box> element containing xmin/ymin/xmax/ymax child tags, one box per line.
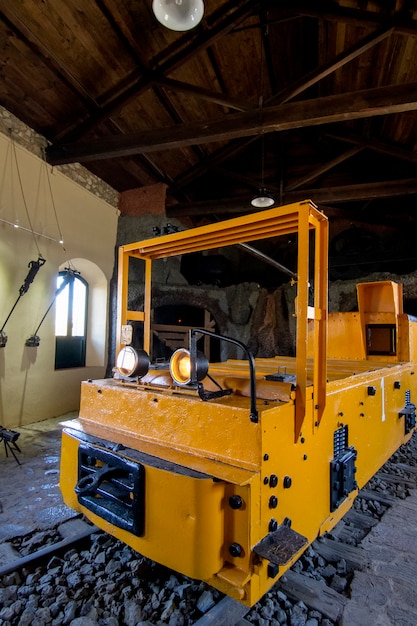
<box><xmin>197</xmin><ymin>382</ymin><xmax>233</xmax><ymax>402</ymax></box>
<box><xmin>190</xmin><ymin>328</ymin><xmax>258</xmax><ymax>422</ymax></box>
<box><xmin>399</xmin><ymin>401</ymin><xmax>416</xmax><ymax>435</ymax></box>
<box><xmin>1</xmin><ymin>256</ymin><xmax>46</xmax><ymax>346</ymax></box>
<box><xmin>330</xmin><ymin>445</ymin><xmax>358</xmax><ymax>512</ymax></box>
<box><xmin>0</xmin><ymin>427</ymin><xmax>21</xmax><ymax>465</ymax></box>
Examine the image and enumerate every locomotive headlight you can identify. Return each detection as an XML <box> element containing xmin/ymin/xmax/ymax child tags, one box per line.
<box><xmin>116</xmin><ymin>346</ymin><xmax>150</xmax><ymax>379</ymax></box>
<box><xmin>170</xmin><ymin>348</ymin><xmax>208</xmax><ymax>386</ymax></box>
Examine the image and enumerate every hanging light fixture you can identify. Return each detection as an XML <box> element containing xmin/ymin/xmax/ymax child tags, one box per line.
<box><xmin>251</xmin><ymin>186</ymin><xmax>275</xmax><ymax>209</ymax></box>
<box><xmin>251</xmin><ymin>23</ymin><xmax>275</xmax><ymax>209</ymax></box>
<box><xmin>251</xmin><ymin>132</ymin><xmax>275</xmax><ymax>208</ymax></box>
<box><xmin>152</xmin><ymin>0</ymin><xmax>204</xmax><ymax>31</ymax></box>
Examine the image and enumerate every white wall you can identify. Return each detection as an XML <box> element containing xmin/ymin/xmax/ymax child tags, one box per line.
<box><xmin>0</xmin><ymin>132</ymin><xmax>119</xmax><ymax>428</ymax></box>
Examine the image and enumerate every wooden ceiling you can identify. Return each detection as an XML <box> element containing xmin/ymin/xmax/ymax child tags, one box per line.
<box><xmin>2</xmin><ymin>0</ymin><xmax>417</xmax><ymax>278</ymax></box>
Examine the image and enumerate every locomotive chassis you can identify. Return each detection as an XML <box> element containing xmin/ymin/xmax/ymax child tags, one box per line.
<box><xmin>60</xmin><ymin>200</ymin><xmax>417</xmax><ymax>605</ymax></box>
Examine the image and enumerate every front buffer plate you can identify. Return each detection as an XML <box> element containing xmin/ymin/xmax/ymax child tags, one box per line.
<box><xmin>76</xmin><ymin>443</ymin><xmax>145</xmax><ymax>536</ymax></box>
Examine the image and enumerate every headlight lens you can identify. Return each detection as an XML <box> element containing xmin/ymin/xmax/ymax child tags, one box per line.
<box><xmin>170</xmin><ymin>348</ymin><xmax>208</xmax><ymax>385</ymax></box>
<box><xmin>116</xmin><ymin>346</ymin><xmax>150</xmax><ymax>379</ymax></box>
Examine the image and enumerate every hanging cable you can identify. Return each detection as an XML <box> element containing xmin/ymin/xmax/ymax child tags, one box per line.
<box><xmin>0</xmin><ymin>139</ymin><xmax>11</xmax><ymax>205</ymax></box>
<box><xmin>10</xmin><ymin>136</ymin><xmax>44</xmax><ymax>259</ymax></box>
<box><xmin>40</xmin><ymin>148</ymin><xmax>66</xmax><ymax>254</ymax></box>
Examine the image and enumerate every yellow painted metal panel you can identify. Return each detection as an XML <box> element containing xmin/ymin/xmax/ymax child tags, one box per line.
<box><xmin>78</xmin><ymin>379</ymin><xmax>263</xmax><ymax>472</ymax></box>
<box><xmin>357</xmin><ymin>281</ymin><xmax>403</xmax><ymax>314</ymax></box>
<box><xmin>60</xmin><ymin>428</ymin><xmax>226</xmax><ymax>581</ymax></box>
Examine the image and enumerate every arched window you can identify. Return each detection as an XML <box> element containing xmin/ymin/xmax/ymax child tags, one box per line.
<box><xmin>55</xmin><ymin>270</ymin><xmax>88</xmax><ymax>369</ymax></box>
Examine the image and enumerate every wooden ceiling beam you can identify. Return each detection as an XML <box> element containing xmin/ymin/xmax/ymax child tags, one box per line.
<box><xmin>46</xmin><ymin>82</ymin><xmax>417</xmax><ymax>164</ymax></box>
<box><xmin>172</xmin><ymin>26</ymin><xmax>393</xmax><ymax>193</ymax></box>
<box><xmin>323</xmin><ymin>129</ymin><xmax>417</xmax><ymax>164</ymax></box>
<box><xmin>270</xmin><ymin>26</ymin><xmax>393</xmax><ymax>105</ymax></box>
<box><xmin>286</xmin><ymin>145</ymin><xmax>365</xmax><ymax>191</ymax></box>
<box><xmin>279</xmin><ymin>1</ymin><xmax>417</xmax><ymax>34</ymax></box>
<box><xmin>54</xmin><ymin>0</ymin><xmax>262</xmax><ymax>143</ymax></box>
<box><xmin>291</xmin><ymin>179</ymin><xmax>417</xmax><ymax>203</ymax></box>
<box><xmin>165</xmin><ymin>178</ymin><xmax>417</xmax><ymax>218</ymax></box>
<box><xmin>172</xmin><ymin>136</ymin><xmax>260</xmax><ymax>191</ymax></box>
<box><xmin>152</xmin><ymin>76</ymin><xmax>256</xmax><ymax>112</ymax></box>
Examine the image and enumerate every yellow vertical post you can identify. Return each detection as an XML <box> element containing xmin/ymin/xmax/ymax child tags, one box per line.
<box><xmin>295</xmin><ymin>207</ymin><xmax>310</xmax><ymax>441</ymax></box>
<box><xmin>143</xmin><ymin>258</ymin><xmax>152</xmax><ymax>354</ymax></box>
<box><xmin>312</xmin><ymin>211</ymin><xmax>328</xmax><ymax>427</ymax></box>
<box><xmin>116</xmin><ymin>246</ymin><xmax>130</xmax><ymax>355</ymax></box>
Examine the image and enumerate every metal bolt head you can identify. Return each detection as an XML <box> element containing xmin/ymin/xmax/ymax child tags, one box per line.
<box><xmin>269</xmin><ymin>495</ymin><xmax>278</xmax><ymax>509</ymax></box>
<box><xmin>269</xmin><ymin>474</ymin><xmax>278</xmax><ymax>488</ymax></box>
<box><xmin>229</xmin><ymin>543</ymin><xmax>243</xmax><ymax>557</ymax></box>
<box><xmin>229</xmin><ymin>495</ymin><xmax>243</xmax><ymax>510</ymax></box>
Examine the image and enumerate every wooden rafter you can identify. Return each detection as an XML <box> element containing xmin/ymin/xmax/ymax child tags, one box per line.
<box><xmin>46</xmin><ymin>82</ymin><xmax>417</xmax><ymax>164</ymax></box>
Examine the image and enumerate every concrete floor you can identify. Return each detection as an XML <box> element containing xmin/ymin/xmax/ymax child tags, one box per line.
<box><xmin>0</xmin><ymin>413</ymin><xmax>78</xmax><ymax>542</ymax></box>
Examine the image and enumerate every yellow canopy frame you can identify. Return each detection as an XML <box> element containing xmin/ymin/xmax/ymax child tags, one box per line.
<box><xmin>116</xmin><ymin>200</ymin><xmax>328</xmax><ymax>440</ymax></box>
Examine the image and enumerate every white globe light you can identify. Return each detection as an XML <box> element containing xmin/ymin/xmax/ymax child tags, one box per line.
<box><xmin>152</xmin><ymin>0</ymin><xmax>204</xmax><ymax>32</ymax></box>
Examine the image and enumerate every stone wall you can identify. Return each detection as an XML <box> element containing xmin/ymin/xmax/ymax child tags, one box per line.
<box><xmin>0</xmin><ymin>106</ymin><xmax>118</xmax><ymax>208</ymax></box>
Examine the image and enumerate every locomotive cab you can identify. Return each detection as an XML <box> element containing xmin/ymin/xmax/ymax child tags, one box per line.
<box><xmin>60</xmin><ymin>200</ymin><xmax>417</xmax><ymax>606</ymax></box>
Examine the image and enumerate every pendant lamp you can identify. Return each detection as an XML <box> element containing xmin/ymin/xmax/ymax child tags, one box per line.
<box><xmin>251</xmin><ymin>133</ymin><xmax>275</xmax><ymax>208</ymax></box>
<box><xmin>251</xmin><ymin>25</ymin><xmax>275</xmax><ymax>209</ymax></box>
<box><xmin>152</xmin><ymin>0</ymin><xmax>204</xmax><ymax>31</ymax></box>
<box><xmin>251</xmin><ymin>187</ymin><xmax>275</xmax><ymax>208</ymax></box>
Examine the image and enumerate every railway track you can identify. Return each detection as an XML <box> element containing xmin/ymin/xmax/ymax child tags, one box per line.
<box><xmin>1</xmin><ymin>432</ymin><xmax>416</xmax><ymax>626</ymax></box>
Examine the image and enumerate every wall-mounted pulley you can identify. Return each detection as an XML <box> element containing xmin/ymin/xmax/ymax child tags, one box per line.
<box><xmin>0</xmin><ymin>256</ymin><xmax>46</xmax><ymax>348</ymax></box>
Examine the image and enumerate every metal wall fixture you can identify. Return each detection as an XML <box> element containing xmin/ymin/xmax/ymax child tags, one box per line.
<box><xmin>0</xmin><ymin>256</ymin><xmax>46</xmax><ymax>348</ymax></box>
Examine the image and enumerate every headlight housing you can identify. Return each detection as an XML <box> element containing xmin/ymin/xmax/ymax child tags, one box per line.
<box><xmin>170</xmin><ymin>348</ymin><xmax>208</xmax><ymax>386</ymax></box>
<box><xmin>116</xmin><ymin>346</ymin><xmax>150</xmax><ymax>379</ymax></box>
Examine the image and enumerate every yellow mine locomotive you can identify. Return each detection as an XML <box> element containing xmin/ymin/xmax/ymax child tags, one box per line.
<box><xmin>60</xmin><ymin>200</ymin><xmax>417</xmax><ymax>606</ymax></box>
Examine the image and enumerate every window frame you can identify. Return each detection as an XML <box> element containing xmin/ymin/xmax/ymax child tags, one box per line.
<box><xmin>54</xmin><ymin>270</ymin><xmax>88</xmax><ymax>369</ymax></box>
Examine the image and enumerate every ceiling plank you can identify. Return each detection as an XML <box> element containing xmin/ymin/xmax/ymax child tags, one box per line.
<box><xmin>46</xmin><ymin>82</ymin><xmax>417</xmax><ymax>164</ymax></box>
<box><xmin>0</xmin><ymin>2</ymin><xmax>98</xmax><ymax>107</ymax></box>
